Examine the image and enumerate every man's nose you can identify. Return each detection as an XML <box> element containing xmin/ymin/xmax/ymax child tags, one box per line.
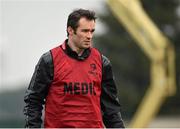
<box><xmin>87</xmin><ymin>32</ymin><xmax>93</xmax><ymax>39</ymax></box>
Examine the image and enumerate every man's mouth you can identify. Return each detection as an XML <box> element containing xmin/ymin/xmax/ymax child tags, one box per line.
<box><xmin>84</xmin><ymin>41</ymin><xmax>91</xmax><ymax>43</ymax></box>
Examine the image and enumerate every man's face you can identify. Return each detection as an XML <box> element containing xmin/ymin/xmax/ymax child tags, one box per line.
<box><xmin>68</xmin><ymin>17</ymin><xmax>95</xmax><ymax>49</ymax></box>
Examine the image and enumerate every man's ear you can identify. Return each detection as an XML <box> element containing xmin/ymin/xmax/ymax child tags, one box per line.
<box><xmin>67</xmin><ymin>26</ymin><xmax>74</xmax><ymax>36</ymax></box>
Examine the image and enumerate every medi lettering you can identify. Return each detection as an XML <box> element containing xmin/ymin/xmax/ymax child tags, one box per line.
<box><xmin>64</xmin><ymin>82</ymin><xmax>96</xmax><ymax>95</ymax></box>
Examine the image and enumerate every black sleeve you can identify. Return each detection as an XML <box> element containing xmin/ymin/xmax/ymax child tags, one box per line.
<box><xmin>101</xmin><ymin>55</ymin><xmax>125</xmax><ymax>128</ymax></box>
<box><xmin>23</xmin><ymin>51</ymin><xmax>54</xmax><ymax>128</ymax></box>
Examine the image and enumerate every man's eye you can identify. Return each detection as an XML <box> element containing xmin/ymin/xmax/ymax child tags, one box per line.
<box><xmin>81</xmin><ymin>29</ymin><xmax>95</xmax><ymax>33</ymax></box>
<box><xmin>91</xmin><ymin>29</ymin><xmax>95</xmax><ymax>33</ymax></box>
<box><xmin>82</xmin><ymin>30</ymin><xmax>89</xmax><ymax>32</ymax></box>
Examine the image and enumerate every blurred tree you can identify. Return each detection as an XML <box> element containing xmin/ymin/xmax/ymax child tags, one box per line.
<box><xmin>0</xmin><ymin>87</ymin><xmax>26</xmax><ymax>127</ymax></box>
<box><xmin>94</xmin><ymin>0</ymin><xmax>180</xmax><ymax>119</ymax></box>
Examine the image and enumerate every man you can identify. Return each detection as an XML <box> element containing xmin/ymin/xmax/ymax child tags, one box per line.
<box><xmin>24</xmin><ymin>9</ymin><xmax>125</xmax><ymax>128</ymax></box>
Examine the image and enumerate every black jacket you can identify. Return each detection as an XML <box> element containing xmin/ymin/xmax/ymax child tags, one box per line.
<box><xmin>24</xmin><ymin>41</ymin><xmax>125</xmax><ymax>128</ymax></box>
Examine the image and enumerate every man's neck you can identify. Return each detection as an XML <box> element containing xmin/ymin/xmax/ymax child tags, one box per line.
<box><xmin>67</xmin><ymin>40</ymin><xmax>84</xmax><ymax>56</ymax></box>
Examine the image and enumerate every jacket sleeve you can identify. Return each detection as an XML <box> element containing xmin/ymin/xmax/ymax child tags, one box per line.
<box><xmin>101</xmin><ymin>55</ymin><xmax>125</xmax><ymax>128</ymax></box>
<box><xmin>23</xmin><ymin>51</ymin><xmax>54</xmax><ymax>128</ymax></box>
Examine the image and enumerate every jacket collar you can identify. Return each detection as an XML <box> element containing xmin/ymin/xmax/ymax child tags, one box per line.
<box><xmin>61</xmin><ymin>39</ymin><xmax>91</xmax><ymax>60</ymax></box>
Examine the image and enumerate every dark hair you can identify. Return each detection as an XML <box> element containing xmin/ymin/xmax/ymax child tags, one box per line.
<box><xmin>67</xmin><ymin>9</ymin><xmax>97</xmax><ymax>36</ymax></box>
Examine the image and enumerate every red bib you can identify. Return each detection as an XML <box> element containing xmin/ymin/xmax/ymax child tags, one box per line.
<box><xmin>44</xmin><ymin>42</ymin><xmax>104</xmax><ymax>128</ymax></box>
